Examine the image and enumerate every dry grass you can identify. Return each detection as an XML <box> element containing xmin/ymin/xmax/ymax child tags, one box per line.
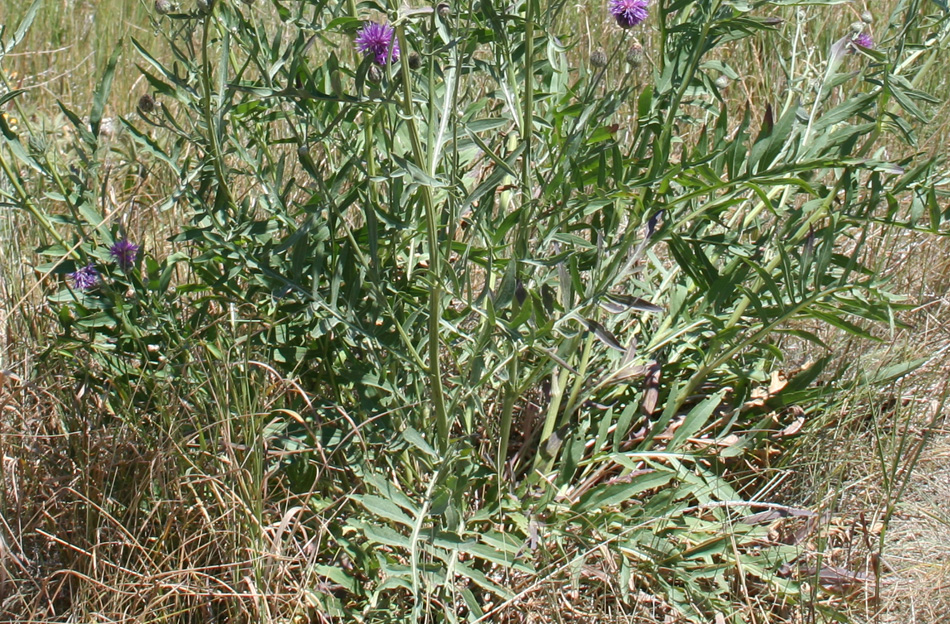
<box><xmin>880</xmin><ymin>432</ymin><xmax>950</xmax><ymax>622</ymax></box>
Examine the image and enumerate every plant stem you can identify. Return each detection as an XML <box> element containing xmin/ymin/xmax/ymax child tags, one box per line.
<box><xmin>199</xmin><ymin>10</ymin><xmax>234</xmax><ymax>212</ymax></box>
<box><xmin>397</xmin><ymin>24</ymin><xmax>450</xmax><ymax>452</ymax></box>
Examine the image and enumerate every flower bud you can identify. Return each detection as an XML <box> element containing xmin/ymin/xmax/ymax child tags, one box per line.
<box><xmin>861</xmin><ymin>10</ymin><xmax>873</xmax><ymax>24</ymax></box>
<box><xmin>590</xmin><ymin>48</ymin><xmax>608</xmax><ymax>69</ymax></box>
<box><xmin>138</xmin><ymin>94</ymin><xmax>156</xmax><ymax>114</ymax></box>
<box><xmin>28</xmin><ymin>134</ymin><xmax>47</xmax><ymax>156</ymax></box>
<box><xmin>408</xmin><ymin>52</ymin><xmax>422</xmax><ymax>70</ymax></box>
<box><xmin>437</xmin><ymin>2</ymin><xmax>451</xmax><ymax>17</ymax></box>
<box><xmin>850</xmin><ymin>21</ymin><xmax>864</xmax><ymax>34</ymax></box>
<box><xmin>714</xmin><ymin>75</ymin><xmax>730</xmax><ymax>89</ymax></box>
<box><xmin>368</xmin><ymin>64</ymin><xmax>383</xmax><ymax>83</ymax></box>
<box><xmin>154</xmin><ymin>0</ymin><xmax>172</xmax><ymax>14</ymax></box>
<box><xmin>626</xmin><ymin>39</ymin><xmax>643</xmax><ymax>67</ymax></box>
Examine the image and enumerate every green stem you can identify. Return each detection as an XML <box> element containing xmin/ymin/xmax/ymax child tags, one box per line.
<box><xmin>562</xmin><ymin>334</ymin><xmax>594</xmax><ymax>419</ymax></box>
<box><xmin>651</xmin><ymin>0</ymin><xmax>720</xmax><ymax>180</ymax></box>
<box><xmin>200</xmin><ymin>11</ymin><xmax>234</xmax><ymax>211</ymax></box>
<box><xmin>497</xmin><ymin>356</ymin><xmax>518</xmax><ymax>480</ymax></box>
<box><xmin>521</xmin><ymin>0</ymin><xmax>535</xmax><ymax>204</ymax></box>
<box><xmin>0</xmin><ymin>151</ymin><xmax>70</xmax><ymax>254</ymax></box>
<box><xmin>396</xmin><ymin>25</ymin><xmax>450</xmax><ymax>452</ymax></box>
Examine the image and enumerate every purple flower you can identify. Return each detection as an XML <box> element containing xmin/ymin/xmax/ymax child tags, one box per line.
<box><xmin>110</xmin><ymin>239</ymin><xmax>140</xmax><ymax>271</ymax></box>
<box><xmin>69</xmin><ymin>264</ymin><xmax>100</xmax><ymax>291</ymax></box>
<box><xmin>355</xmin><ymin>22</ymin><xmax>400</xmax><ymax>66</ymax></box>
<box><xmin>609</xmin><ymin>0</ymin><xmax>649</xmax><ymax>28</ymax></box>
<box><xmin>851</xmin><ymin>32</ymin><xmax>874</xmax><ymax>50</ymax></box>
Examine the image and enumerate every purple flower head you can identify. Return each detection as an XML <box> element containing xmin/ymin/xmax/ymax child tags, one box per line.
<box><xmin>110</xmin><ymin>239</ymin><xmax>140</xmax><ymax>271</ymax></box>
<box><xmin>69</xmin><ymin>264</ymin><xmax>100</xmax><ymax>291</ymax></box>
<box><xmin>355</xmin><ymin>22</ymin><xmax>400</xmax><ymax>66</ymax></box>
<box><xmin>609</xmin><ymin>0</ymin><xmax>649</xmax><ymax>28</ymax></box>
<box><xmin>851</xmin><ymin>32</ymin><xmax>874</xmax><ymax>50</ymax></box>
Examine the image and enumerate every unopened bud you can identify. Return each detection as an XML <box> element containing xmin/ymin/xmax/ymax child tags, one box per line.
<box><xmin>590</xmin><ymin>48</ymin><xmax>608</xmax><ymax>69</ymax></box>
<box><xmin>437</xmin><ymin>2</ymin><xmax>451</xmax><ymax>17</ymax></box>
<box><xmin>138</xmin><ymin>94</ymin><xmax>156</xmax><ymax>113</ymax></box>
<box><xmin>154</xmin><ymin>0</ymin><xmax>172</xmax><ymax>14</ymax></box>
<box><xmin>714</xmin><ymin>75</ymin><xmax>730</xmax><ymax>89</ymax></box>
<box><xmin>626</xmin><ymin>39</ymin><xmax>643</xmax><ymax>67</ymax></box>
<box><xmin>28</xmin><ymin>134</ymin><xmax>48</xmax><ymax>155</ymax></box>
<box><xmin>408</xmin><ymin>52</ymin><xmax>422</xmax><ymax>70</ymax></box>
<box><xmin>861</xmin><ymin>10</ymin><xmax>872</xmax><ymax>24</ymax></box>
<box><xmin>368</xmin><ymin>65</ymin><xmax>383</xmax><ymax>83</ymax></box>
<box><xmin>850</xmin><ymin>21</ymin><xmax>864</xmax><ymax>34</ymax></box>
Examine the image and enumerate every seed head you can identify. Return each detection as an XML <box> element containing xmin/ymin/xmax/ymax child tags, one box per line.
<box><xmin>355</xmin><ymin>22</ymin><xmax>400</xmax><ymax>66</ymax></box>
<box><xmin>608</xmin><ymin>0</ymin><xmax>649</xmax><ymax>29</ymax></box>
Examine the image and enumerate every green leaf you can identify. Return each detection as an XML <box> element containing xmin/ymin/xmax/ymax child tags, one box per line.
<box><xmin>402</xmin><ymin>427</ymin><xmax>437</xmax><ymax>457</ymax></box>
<box><xmin>574</xmin><ymin>468</ymin><xmax>676</xmax><ymax>512</ymax></box>
<box><xmin>7</xmin><ymin>0</ymin><xmax>41</xmax><ymax>53</ymax></box>
<box><xmin>669</xmin><ymin>390</ymin><xmax>728</xmax><ymax>450</ymax></box>
<box><xmin>90</xmin><ymin>41</ymin><xmax>122</xmax><ymax>138</ymax></box>
<box><xmin>866</xmin><ymin>357</ymin><xmax>929</xmax><ymax>385</ymax></box>
<box><xmin>356</xmin><ymin>494</ymin><xmax>416</xmax><ymax>528</ymax></box>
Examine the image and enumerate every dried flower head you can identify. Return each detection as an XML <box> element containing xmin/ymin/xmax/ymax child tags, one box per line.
<box><xmin>590</xmin><ymin>48</ymin><xmax>608</xmax><ymax>69</ymax></box>
<box><xmin>110</xmin><ymin>239</ymin><xmax>140</xmax><ymax>271</ymax></box>
<box><xmin>355</xmin><ymin>22</ymin><xmax>400</xmax><ymax>66</ymax></box>
<box><xmin>609</xmin><ymin>0</ymin><xmax>649</xmax><ymax>29</ymax></box>
<box><xmin>69</xmin><ymin>264</ymin><xmax>100</xmax><ymax>291</ymax></box>
<box><xmin>155</xmin><ymin>0</ymin><xmax>172</xmax><ymax>14</ymax></box>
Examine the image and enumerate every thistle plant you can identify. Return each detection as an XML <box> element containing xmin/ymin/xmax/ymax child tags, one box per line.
<box><xmin>0</xmin><ymin>0</ymin><xmax>948</xmax><ymax>621</ymax></box>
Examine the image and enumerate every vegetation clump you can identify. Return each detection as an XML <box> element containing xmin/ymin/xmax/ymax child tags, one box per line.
<box><xmin>0</xmin><ymin>0</ymin><xmax>948</xmax><ymax>621</ymax></box>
